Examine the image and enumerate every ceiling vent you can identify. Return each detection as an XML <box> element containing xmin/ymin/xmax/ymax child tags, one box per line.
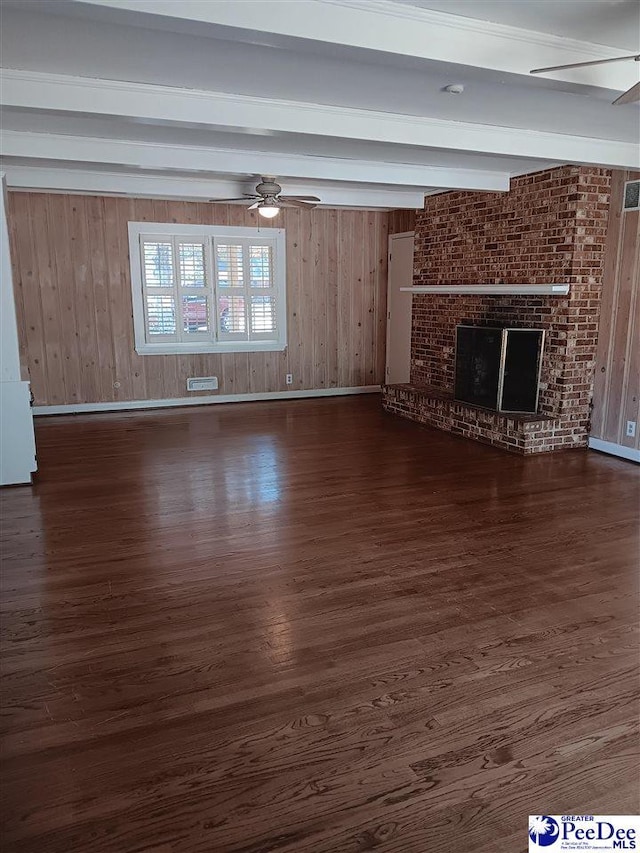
<box><xmin>623</xmin><ymin>180</ymin><xmax>640</xmax><ymax>211</ymax></box>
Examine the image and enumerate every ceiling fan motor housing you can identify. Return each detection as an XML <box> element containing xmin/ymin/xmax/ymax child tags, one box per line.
<box><xmin>256</xmin><ymin>178</ymin><xmax>282</xmax><ymax>197</ymax></box>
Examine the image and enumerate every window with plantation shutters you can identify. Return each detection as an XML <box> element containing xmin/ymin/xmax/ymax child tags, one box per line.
<box><xmin>128</xmin><ymin>223</ymin><xmax>286</xmax><ymax>355</ymax></box>
<box><xmin>215</xmin><ymin>239</ymin><xmax>278</xmax><ymax>343</ymax></box>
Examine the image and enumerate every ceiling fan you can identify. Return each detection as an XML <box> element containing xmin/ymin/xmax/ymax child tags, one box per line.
<box><xmin>212</xmin><ymin>177</ymin><xmax>321</xmax><ymax>218</ymax></box>
<box><xmin>530</xmin><ymin>53</ymin><xmax>640</xmax><ymax>105</ymax></box>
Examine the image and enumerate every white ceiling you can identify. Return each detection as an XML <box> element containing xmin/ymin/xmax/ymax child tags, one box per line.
<box><xmin>0</xmin><ymin>0</ymin><xmax>638</xmax><ymax>208</ymax></box>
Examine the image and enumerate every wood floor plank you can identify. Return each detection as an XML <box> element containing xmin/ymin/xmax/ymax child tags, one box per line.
<box><xmin>1</xmin><ymin>397</ymin><xmax>638</xmax><ymax>852</ymax></box>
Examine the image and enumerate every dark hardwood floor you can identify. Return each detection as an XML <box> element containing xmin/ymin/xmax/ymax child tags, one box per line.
<box><xmin>1</xmin><ymin>396</ymin><xmax>638</xmax><ymax>852</ymax></box>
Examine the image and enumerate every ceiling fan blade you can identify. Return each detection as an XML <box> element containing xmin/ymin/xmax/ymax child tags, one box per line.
<box><xmin>613</xmin><ymin>81</ymin><xmax>640</xmax><ymax>105</ymax></box>
<box><xmin>280</xmin><ymin>195</ymin><xmax>321</xmax><ymax>202</ymax></box>
<box><xmin>531</xmin><ymin>54</ymin><xmax>639</xmax><ymax>74</ymax></box>
<box><xmin>247</xmin><ymin>201</ymin><xmax>262</xmax><ymax>210</ymax></box>
<box><xmin>280</xmin><ymin>199</ymin><xmax>318</xmax><ymax>209</ymax></box>
<box><xmin>208</xmin><ymin>194</ymin><xmax>259</xmax><ymax>202</ymax></box>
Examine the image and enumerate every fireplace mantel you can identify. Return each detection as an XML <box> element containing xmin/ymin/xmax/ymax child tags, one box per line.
<box><xmin>400</xmin><ymin>284</ymin><xmax>570</xmax><ymax>295</ymax></box>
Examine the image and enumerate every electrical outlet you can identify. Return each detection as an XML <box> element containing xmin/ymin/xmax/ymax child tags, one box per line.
<box><xmin>285</xmin><ymin>373</ymin><xmax>293</xmax><ymax>385</ymax></box>
<box><xmin>626</xmin><ymin>420</ymin><xmax>636</xmax><ymax>438</ymax></box>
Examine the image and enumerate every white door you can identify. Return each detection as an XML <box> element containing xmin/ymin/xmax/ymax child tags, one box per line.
<box><xmin>385</xmin><ymin>232</ymin><xmax>414</xmax><ymax>384</ymax></box>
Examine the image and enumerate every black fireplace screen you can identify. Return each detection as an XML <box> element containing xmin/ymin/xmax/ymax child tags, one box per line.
<box><xmin>454</xmin><ymin>326</ymin><xmax>544</xmax><ymax>413</ymax></box>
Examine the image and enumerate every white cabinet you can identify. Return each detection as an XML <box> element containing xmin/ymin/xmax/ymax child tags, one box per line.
<box><xmin>1</xmin><ymin>173</ymin><xmax>37</xmax><ymax>485</ymax></box>
<box><xmin>0</xmin><ymin>381</ymin><xmax>36</xmax><ymax>485</ymax></box>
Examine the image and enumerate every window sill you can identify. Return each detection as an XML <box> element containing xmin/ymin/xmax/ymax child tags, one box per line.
<box><xmin>135</xmin><ymin>341</ymin><xmax>287</xmax><ymax>355</ymax></box>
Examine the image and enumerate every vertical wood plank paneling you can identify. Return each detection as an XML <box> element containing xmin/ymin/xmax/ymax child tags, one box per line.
<box><xmin>33</xmin><ymin>194</ymin><xmax>66</xmax><ymax>405</ymax></box>
<box><xmin>311</xmin><ymin>209</ymin><xmax>326</xmax><ymax>389</ymax></box>
<box><xmin>337</xmin><ymin>210</ymin><xmax>351</xmax><ymax>388</ymax></box>
<box><xmin>124</xmin><ymin>198</ymin><xmax>149</xmax><ymax>401</ymax></box>
<box><xmin>86</xmin><ymin>196</ymin><xmax>116</xmax><ymax>402</ymax></box>
<box><xmin>352</xmin><ymin>210</ymin><xmax>365</xmax><ymax>386</ymax></box>
<box><xmin>50</xmin><ymin>195</ymin><xmax>85</xmax><ymax>403</ymax></box>
<box><xmin>326</xmin><ymin>209</ymin><xmax>339</xmax><ymax>388</ymax></box>
<box><xmin>6</xmin><ymin>196</ymin><xmax>30</xmax><ymax>381</ymax></box>
<box><xmin>8</xmin><ymin>193</ymin><xmax>388</xmax><ymax>406</ymax></box>
<box><xmin>110</xmin><ymin>197</ymin><xmax>137</xmax><ymax>402</ymax></box>
<box><xmin>7</xmin><ymin>193</ymin><xmax>45</xmax><ymax>390</ymax></box>
<box><xmin>376</xmin><ymin>213</ymin><xmax>390</xmax><ymax>384</ymax></box>
<box><xmin>591</xmin><ymin>170</ymin><xmax>640</xmax><ymax>448</ymax></box>
<box><xmin>364</xmin><ymin>210</ymin><xmax>376</xmax><ymax>385</ymax></box>
<box><xmin>300</xmin><ymin>206</ymin><xmax>315</xmax><ymax>389</ymax></box>
<box><xmin>388</xmin><ymin>208</ymin><xmax>417</xmax><ymax>235</ymax></box>
<box><xmin>286</xmin><ymin>209</ymin><xmax>301</xmax><ymax>390</ymax></box>
<box><xmin>68</xmin><ymin>196</ymin><xmax>99</xmax><ymax>402</ymax></box>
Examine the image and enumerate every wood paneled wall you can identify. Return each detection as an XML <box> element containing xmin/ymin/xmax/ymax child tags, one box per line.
<box><xmin>388</xmin><ymin>208</ymin><xmax>416</xmax><ymax>235</ymax></box>
<box><xmin>8</xmin><ymin>193</ymin><xmax>392</xmax><ymax>406</ymax></box>
<box><xmin>591</xmin><ymin>170</ymin><xmax>640</xmax><ymax>450</ymax></box>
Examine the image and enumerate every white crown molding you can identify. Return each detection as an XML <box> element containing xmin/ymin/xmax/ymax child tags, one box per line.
<box><xmin>322</xmin><ymin>0</ymin><xmax>631</xmax><ymax>55</ymax></box>
<box><xmin>2</xmin><ymin>70</ymin><xmax>638</xmax><ymax>169</ymax></box>
<box><xmin>0</xmin><ymin>130</ymin><xmax>510</xmax><ymax>193</ymax></box>
<box><xmin>2</xmin><ymin>165</ymin><xmax>426</xmax><ymax>209</ymax></box>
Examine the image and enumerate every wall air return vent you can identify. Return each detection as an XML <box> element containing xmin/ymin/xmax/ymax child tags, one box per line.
<box><xmin>623</xmin><ymin>180</ymin><xmax>640</xmax><ymax>211</ymax></box>
<box><xmin>187</xmin><ymin>376</ymin><xmax>218</xmax><ymax>392</ymax></box>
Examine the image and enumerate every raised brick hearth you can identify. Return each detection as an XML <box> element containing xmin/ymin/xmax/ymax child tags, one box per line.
<box><xmin>382</xmin><ymin>165</ymin><xmax>612</xmax><ymax>454</ymax></box>
<box><xmin>383</xmin><ymin>384</ymin><xmax>563</xmax><ymax>455</ymax></box>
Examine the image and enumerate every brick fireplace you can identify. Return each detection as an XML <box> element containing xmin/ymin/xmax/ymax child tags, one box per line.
<box><xmin>382</xmin><ymin>165</ymin><xmax>612</xmax><ymax>454</ymax></box>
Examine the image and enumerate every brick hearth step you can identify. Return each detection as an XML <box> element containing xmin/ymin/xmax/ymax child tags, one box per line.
<box><xmin>382</xmin><ymin>383</ymin><xmax>573</xmax><ymax>455</ymax></box>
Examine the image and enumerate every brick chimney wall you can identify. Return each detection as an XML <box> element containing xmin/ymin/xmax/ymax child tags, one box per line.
<box><xmin>410</xmin><ymin>165</ymin><xmax>611</xmax><ymax>442</ymax></box>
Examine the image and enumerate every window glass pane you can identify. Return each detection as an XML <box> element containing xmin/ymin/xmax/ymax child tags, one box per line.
<box><xmin>250</xmin><ymin>295</ymin><xmax>276</xmax><ymax>334</ymax></box>
<box><xmin>178</xmin><ymin>243</ymin><xmax>206</xmax><ymax>287</ymax></box>
<box><xmin>219</xmin><ymin>294</ymin><xmax>245</xmax><ymax>334</ymax></box>
<box><xmin>143</xmin><ymin>241</ymin><xmax>174</xmax><ymax>287</ymax></box>
<box><xmin>216</xmin><ymin>244</ymin><xmax>244</xmax><ymax>288</ymax></box>
<box><xmin>249</xmin><ymin>245</ymin><xmax>272</xmax><ymax>288</ymax></box>
<box><xmin>182</xmin><ymin>295</ymin><xmax>209</xmax><ymax>334</ymax></box>
<box><xmin>146</xmin><ymin>293</ymin><xmax>176</xmax><ymax>335</ymax></box>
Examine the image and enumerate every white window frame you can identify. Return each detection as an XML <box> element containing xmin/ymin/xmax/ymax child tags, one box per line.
<box><xmin>128</xmin><ymin>222</ymin><xmax>287</xmax><ymax>355</ymax></box>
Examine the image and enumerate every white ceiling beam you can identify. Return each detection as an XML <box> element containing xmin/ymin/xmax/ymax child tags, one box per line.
<box><xmin>2</xmin><ymin>71</ymin><xmax>638</xmax><ymax>169</ymax></box>
<box><xmin>0</xmin><ymin>130</ymin><xmax>510</xmax><ymax>192</ymax></box>
<box><xmin>1</xmin><ymin>165</ymin><xmax>426</xmax><ymax>209</ymax></box>
<box><xmin>71</xmin><ymin>0</ymin><xmax>638</xmax><ymax>91</ymax></box>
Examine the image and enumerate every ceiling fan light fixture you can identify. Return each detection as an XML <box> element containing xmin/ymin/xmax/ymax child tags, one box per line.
<box><xmin>257</xmin><ymin>199</ymin><xmax>281</xmax><ymax>218</ymax></box>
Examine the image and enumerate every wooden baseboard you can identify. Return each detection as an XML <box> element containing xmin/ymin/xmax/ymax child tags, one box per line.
<box><xmin>33</xmin><ymin>385</ymin><xmax>381</xmax><ymax>416</ymax></box>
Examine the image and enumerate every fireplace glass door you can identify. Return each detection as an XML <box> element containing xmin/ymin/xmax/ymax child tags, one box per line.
<box><xmin>454</xmin><ymin>326</ymin><xmax>503</xmax><ymax>410</ymax></box>
<box><xmin>455</xmin><ymin>326</ymin><xmax>544</xmax><ymax>413</ymax></box>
